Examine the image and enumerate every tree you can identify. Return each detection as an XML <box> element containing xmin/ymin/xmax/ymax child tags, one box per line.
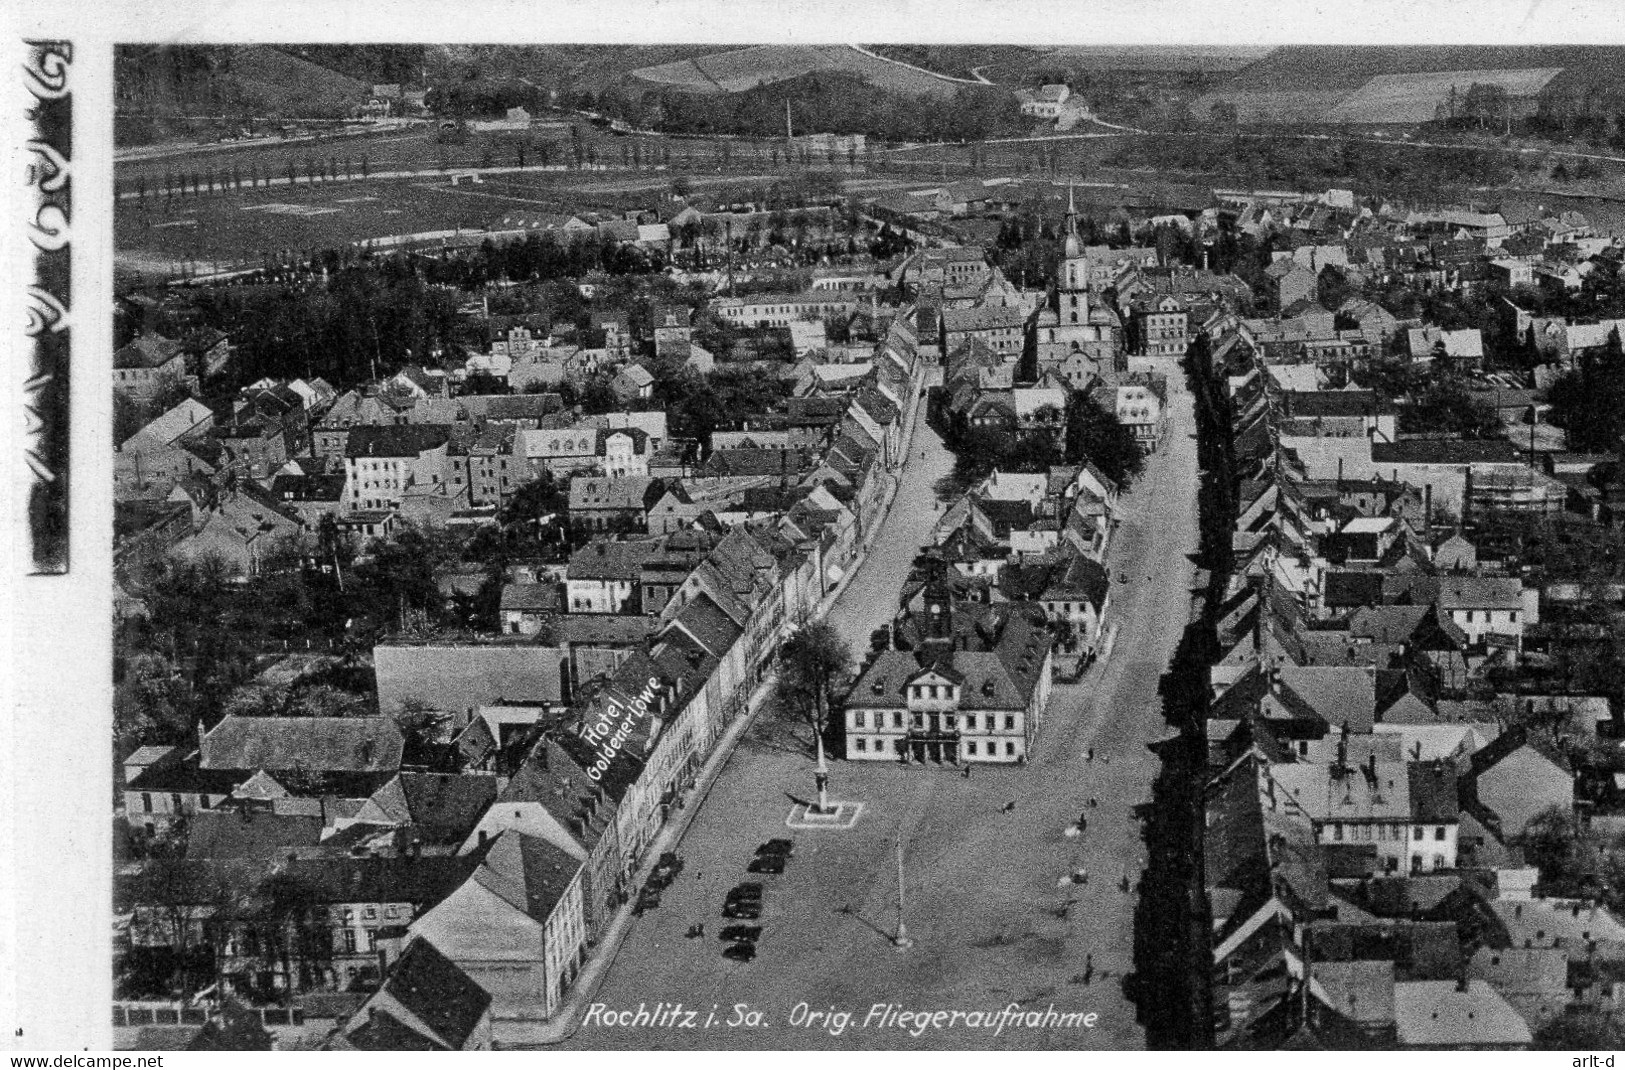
<box><xmin>1316</xmin><ymin>264</ymin><xmax>1353</xmax><ymax>312</ymax></box>
<box><xmin>1517</xmin><ymin>804</ymin><xmax>1586</xmax><ymax>895</ymax></box>
<box><xmin>114</xmin><ymin>390</ymin><xmax>146</xmax><ymax>445</ymax></box>
<box><xmin>773</xmin><ymin>622</ymin><xmax>852</xmax><ymax>811</ymax></box>
<box><xmin>1461</xmin><ymin>81</ymin><xmax>1511</xmax><ymax>132</ymax></box>
<box><xmin>1533</xmin><ymin>1009</ymin><xmax>1625</xmax><ymax>1050</ymax></box>
<box><xmin>1065</xmin><ymin>392</ymin><xmax>1145</xmax><ymax>486</ymax></box>
<box><xmin>1405</xmin><ymin>377</ymin><xmax>1501</xmax><ymax>439</ymax></box>
<box><xmin>498</xmin><ymin>474</ymin><xmax>568</xmax><ymax>530</ymax></box>
<box><xmin>255</xmin><ymin>871</ymin><xmax>330</xmax><ymax>1001</ymax></box>
<box><xmin>1547</xmin><ymin>327</ymin><xmax>1625</xmax><ymax>452</ymax></box>
<box><xmin>115</xmin><ymin>652</ymin><xmax>197</xmax><ymax>753</ymax></box>
<box><xmin>122</xmin><ymin>861</ymin><xmax>233</xmax><ymax>999</ymax></box>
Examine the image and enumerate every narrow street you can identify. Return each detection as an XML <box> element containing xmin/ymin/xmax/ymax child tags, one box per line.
<box><xmin>560</xmin><ymin>362</ymin><xmax>1200</xmax><ymax>1050</ymax></box>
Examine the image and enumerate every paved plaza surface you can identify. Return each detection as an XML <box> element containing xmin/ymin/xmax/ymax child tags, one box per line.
<box><xmin>561</xmin><ymin>364</ymin><xmax>1200</xmax><ymax>1050</ymax></box>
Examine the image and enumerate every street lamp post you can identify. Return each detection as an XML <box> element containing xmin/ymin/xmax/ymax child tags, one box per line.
<box><xmin>813</xmin><ymin>679</ymin><xmax>831</xmax><ymax>814</ymax></box>
<box><xmin>893</xmin><ymin>831</ymin><xmax>912</xmax><ymax>949</ymax></box>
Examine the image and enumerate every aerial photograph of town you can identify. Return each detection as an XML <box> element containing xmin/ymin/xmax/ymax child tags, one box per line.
<box><xmin>104</xmin><ymin>40</ymin><xmax>1625</xmax><ymax>1051</ymax></box>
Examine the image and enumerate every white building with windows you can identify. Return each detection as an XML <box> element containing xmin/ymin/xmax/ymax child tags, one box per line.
<box><xmin>1266</xmin><ymin>759</ymin><xmax>1460</xmax><ymax>874</ymax></box>
<box><xmin>344</xmin><ymin>425</ymin><xmax>452</xmax><ymax>513</ymax></box>
<box><xmin>1438</xmin><ymin>577</ymin><xmax>1534</xmax><ymax>651</ymax></box>
<box><xmin>842</xmin><ymin>612</ymin><xmax>1054</xmax><ymax>766</ymax></box>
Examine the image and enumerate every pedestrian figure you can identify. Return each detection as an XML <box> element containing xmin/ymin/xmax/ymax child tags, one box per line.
<box><xmin>1089</xmin><ymin>797</ymin><xmax>1097</xmax><ymax>809</ymax></box>
<box><xmin>1079</xmin><ymin>816</ymin><xmax>1088</xmax><ymax>833</ymax></box>
<box><xmin>1086</xmin><ymin>747</ymin><xmax>1094</xmax><ymax>762</ymax></box>
<box><xmin>1003</xmin><ymin>800</ymin><xmax>1017</xmax><ymax>813</ymax></box>
<box><xmin>1120</xmin><ymin>875</ymin><xmax>1130</xmax><ymax>893</ymax></box>
<box><xmin>1084</xmin><ymin>955</ymin><xmax>1094</xmax><ymax>985</ymax></box>
<box><xmin>962</xmin><ymin>764</ymin><xmax>971</xmax><ymax>779</ymax></box>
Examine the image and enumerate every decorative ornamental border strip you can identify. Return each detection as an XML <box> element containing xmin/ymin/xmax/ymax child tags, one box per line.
<box><xmin>22</xmin><ymin>40</ymin><xmax>72</xmax><ymax>574</ymax></box>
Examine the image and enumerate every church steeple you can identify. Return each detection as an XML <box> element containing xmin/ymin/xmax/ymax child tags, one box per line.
<box><xmin>1063</xmin><ymin>181</ymin><xmax>1081</xmax><ymax>260</ymax></box>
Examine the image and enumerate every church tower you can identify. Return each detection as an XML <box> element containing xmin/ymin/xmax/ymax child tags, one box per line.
<box><xmin>1059</xmin><ymin>182</ymin><xmax>1089</xmax><ymax>324</ymax></box>
<box><xmin>1034</xmin><ymin>182</ymin><xmax>1126</xmax><ymax>386</ymax></box>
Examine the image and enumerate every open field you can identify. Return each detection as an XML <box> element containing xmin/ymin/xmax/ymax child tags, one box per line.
<box><xmin>1195</xmin><ymin>65</ymin><xmax>1568</xmax><ymax>127</ymax></box>
<box><xmin>1325</xmin><ymin>68</ymin><xmax>1564</xmax><ymax>124</ymax></box>
<box><xmin>1223</xmin><ymin>45</ymin><xmax>1625</xmax><ymax>95</ymax></box>
<box><xmin>114</xmin><ymin>122</ymin><xmax>856</xmax><ymax>198</ymax></box>
<box><xmin>115</xmin><ymin>155</ymin><xmax>847</xmax><ymax>271</ymax></box>
<box><xmin>115</xmin><ymin>178</ymin><xmax>503</xmax><ymax>268</ymax></box>
<box><xmin>1194</xmin><ymin>45</ymin><xmax>1625</xmax><ymax>127</ymax></box>
<box><xmin>114</xmin><ymin>126</ymin><xmax>574</xmax><ymax>187</ymax></box>
<box><xmin>629</xmin><ymin>45</ymin><xmax>970</xmax><ymax>100</ymax></box>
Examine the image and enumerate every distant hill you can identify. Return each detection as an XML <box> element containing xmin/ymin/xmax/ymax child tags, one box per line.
<box><xmin>1222</xmin><ymin>45</ymin><xmax>1625</xmax><ymax>94</ymax></box>
<box><xmin>1195</xmin><ymin>45</ymin><xmax>1625</xmax><ymax>125</ymax></box>
<box><xmin>115</xmin><ymin>45</ymin><xmax>372</xmax><ymax>120</ymax></box>
<box><xmin>1041</xmin><ymin>45</ymin><xmax>1274</xmax><ymax>73</ymax></box>
<box><xmin>627</xmin><ymin>45</ymin><xmax>973</xmax><ymax>100</ymax></box>
<box><xmin>226</xmin><ymin>47</ymin><xmax>373</xmax><ymax>116</ymax></box>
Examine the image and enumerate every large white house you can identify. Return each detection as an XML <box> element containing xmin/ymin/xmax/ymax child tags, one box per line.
<box><xmin>844</xmin><ymin>609</ymin><xmax>1054</xmax><ymax>765</ymax></box>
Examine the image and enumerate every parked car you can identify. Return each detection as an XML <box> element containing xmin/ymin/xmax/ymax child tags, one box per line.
<box><xmin>757</xmin><ymin>839</ymin><xmax>793</xmax><ymax>858</ymax></box>
<box><xmin>747</xmin><ymin>854</ymin><xmax>786</xmax><ymax>875</ymax></box>
<box><xmin>649</xmin><ymin>851</ymin><xmax>684</xmax><ymax>888</ymax></box>
<box><xmin>727</xmin><ymin>881</ymin><xmax>764</xmax><ymax>900</ymax></box>
<box><xmin>723</xmin><ymin>941</ymin><xmax>757</xmax><ymax>963</ymax></box>
<box><xmin>634</xmin><ymin>887</ymin><xmax>661</xmax><ymax>915</ymax></box>
<box><xmin>719</xmin><ymin>925</ymin><xmax>761</xmax><ymax>943</ymax></box>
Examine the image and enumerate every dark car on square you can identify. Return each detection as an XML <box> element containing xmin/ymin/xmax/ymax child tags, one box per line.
<box><xmin>722</xmin><ymin>899</ymin><xmax>762</xmax><ymax>920</ymax></box>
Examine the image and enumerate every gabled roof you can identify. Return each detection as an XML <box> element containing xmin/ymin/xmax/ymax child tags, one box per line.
<box><xmin>665</xmin><ymin>593</ymin><xmax>742</xmax><ymax>658</ymax></box>
<box><xmin>357</xmin><ymin>937</ymin><xmax>491</xmax><ymax>1050</ymax></box>
<box><xmin>498</xmin><ymin>582</ymin><xmax>561</xmax><ymax>614</ymax></box>
<box><xmin>1370</xmin><ymin>438</ymin><xmax>1522</xmax><ymax>466</ymax></box>
<box><xmin>568</xmin><ymin>476</ymin><xmax>660</xmax><ymax>514</ymax></box>
<box><xmin>115</xmin><ymin>333</ymin><xmax>184</xmax><ymax>370</ymax></box>
<box><xmin>126</xmin><ymin>398</ymin><xmax>214</xmax><ymax>449</ymax></box>
<box><xmin>1324</xmin><ymin>571</ymin><xmax>1385</xmax><ymax>609</ymax></box>
<box><xmin>471</xmin><ymin>829</ymin><xmax>583</xmax><ymax>925</ymax></box>
<box><xmin>345</xmin><ymin>424</ymin><xmax>452</xmax><ymax>459</ymax></box>
<box><xmin>184</xmin><ymin>810</ymin><xmax>325</xmax><ymax>858</ymax></box>
<box><xmin>367</xmin><ymin>772</ymin><xmax>500</xmax><ymax>847</ymax></box>
<box><xmin>1407</xmin><ymin>761</ymin><xmax>1460</xmax><ymax>824</ymax></box>
<box><xmin>269</xmin><ymin>472</ymin><xmax>347</xmax><ymax>503</ymax></box>
<box><xmin>568</xmin><ymin>537</ymin><xmax>660</xmax><ymax>581</ymax></box>
<box><xmin>1038</xmin><ymin>554</ymin><xmax>1110</xmax><ymax>609</ymax></box>
<box><xmin>1466</xmin><ymin>724</ymin><xmax>1571</xmax><ymax>780</ymax></box>
<box><xmin>1437</xmin><ymin>576</ymin><xmax>1522</xmax><ymax>612</ymax></box>
<box><xmin>1392</xmin><ymin>980</ymin><xmax>1531</xmax><ymax>1047</ymax></box>
<box><xmin>201</xmin><ymin>716</ymin><xmax>404</xmax><ymax>774</ymax></box>
<box><xmin>613</xmin><ymin>364</ymin><xmax>656</xmax><ymax>389</ymax></box>
<box><xmin>848</xmin><ymin>610</ymin><xmax>1052</xmax><ymax>712</ymax></box>
<box><xmin>1274</xmin><ymin>666</ymin><xmax>1377</xmax><ymax>733</ymax></box>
